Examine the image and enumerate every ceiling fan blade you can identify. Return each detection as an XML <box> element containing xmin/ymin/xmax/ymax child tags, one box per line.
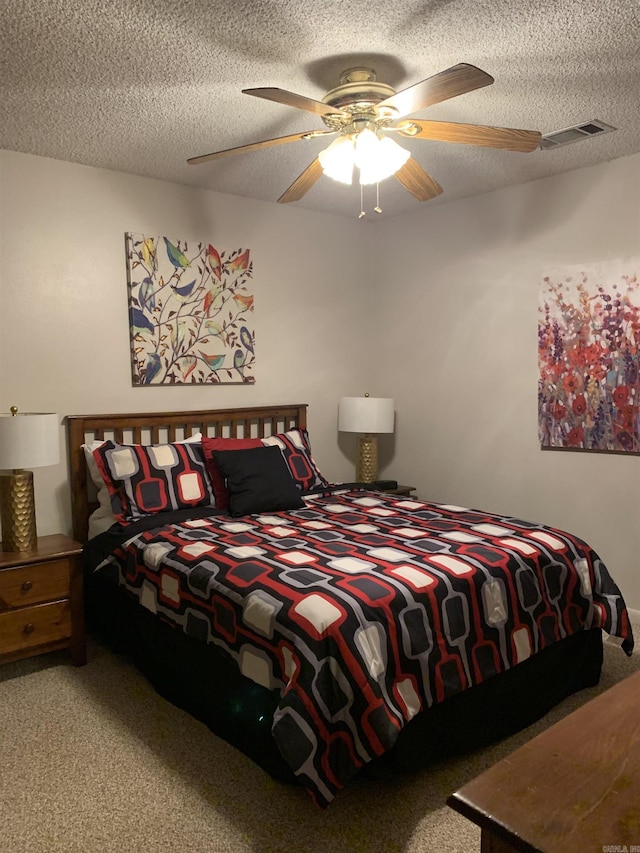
<box><xmin>398</xmin><ymin>120</ymin><xmax>541</xmax><ymax>152</ymax></box>
<box><xmin>243</xmin><ymin>87</ymin><xmax>348</xmax><ymax>118</ymax></box>
<box><xmin>394</xmin><ymin>158</ymin><xmax>443</xmax><ymax>202</ymax></box>
<box><xmin>278</xmin><ymin>158</ymin><xmax>324</xmax><ymax>204</ymax></box>
<box><xmin>187</xmin><ymin>131</ymin><xmax>334</xmax><ymax>165</ymax></box>
<box><xmin>377</xmin><ymin>63</ymin><xmax>494</xmax><ymax>118</ymax></box>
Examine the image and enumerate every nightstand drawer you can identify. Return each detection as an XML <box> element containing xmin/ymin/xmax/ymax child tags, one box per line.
<box><xmin>0</xmin><ymin>600</ymin><xmax>71</xmax><ymax>655</ymax></box>
<box><xmin>0</xmin><ymin>559</ymin><xmax>70</xmax><ymax>610</ymax></box>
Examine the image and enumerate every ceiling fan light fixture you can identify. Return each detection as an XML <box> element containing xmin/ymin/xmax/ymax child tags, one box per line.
<box><xmin>355</xmin><ymin>129</ymin><xmax>410</xmax><ymax>185</ymax></box>
<box><xmin>191</xmin><ymin>64</ymin><xmax>540</xmax><ymax>207</ymax></box>
<box><xmin>318</xmin><ymin>134</ymin><xmax>355</xmax><ymax>184</ymax></box>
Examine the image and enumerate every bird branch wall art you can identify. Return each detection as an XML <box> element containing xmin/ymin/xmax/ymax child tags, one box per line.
<box><xmin>125</xmin><ymin>232</ymin><xmax>255</xmax><ymax>385</ymax></box>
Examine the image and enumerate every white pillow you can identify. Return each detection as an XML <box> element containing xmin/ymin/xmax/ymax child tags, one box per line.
<box><xmin>82</xmin><ymin>433</ymin><xmax>203</xmax><ymax>538</ymax></box>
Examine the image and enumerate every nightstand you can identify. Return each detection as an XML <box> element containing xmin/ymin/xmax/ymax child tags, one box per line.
<box><xmin>383</xmin><ymin>485</ymin><xmax>416</xmax><ymax>497</ymax></box>
<box><xmin>0</xmin><ymin>534</ymin><xmax>86</xmax><ymax>666</ymax></box>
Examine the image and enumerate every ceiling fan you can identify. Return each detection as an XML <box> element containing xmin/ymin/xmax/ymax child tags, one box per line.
<box><xmin>187</xmin><ymin>63</ymin><xmax>541</xmax><ymax>207</ymax></box>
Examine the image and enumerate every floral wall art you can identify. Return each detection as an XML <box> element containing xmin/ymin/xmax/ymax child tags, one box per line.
<box><xmin>538</xmin><ymin>257</ymin><xmax>640</xmax><ymax>452</ymax></box>
<box><xmin>125</xmin><ymin>232</ymin><xmax>255</xmax><ymax>385</ymax></box>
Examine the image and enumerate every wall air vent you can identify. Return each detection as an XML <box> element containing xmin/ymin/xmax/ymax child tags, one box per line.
<box><xmin>540</xmin><ymin>120</ymin><xmax>617</xmax><ymax>150</ymax></box>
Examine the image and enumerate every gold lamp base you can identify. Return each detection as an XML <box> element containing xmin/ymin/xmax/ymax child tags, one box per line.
<box><xmin>0</xmin><ymin>469</ymin><xmax>37</xmax><ymax>552</ymax></box>
<box><xmin>356</xmin><ymin>435</ymin><xmax>379</xmax><ymax>483</ymax></box>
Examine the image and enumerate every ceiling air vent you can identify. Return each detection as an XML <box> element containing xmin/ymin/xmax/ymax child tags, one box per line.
<box><xmin>540</xmin><ymin>120</ymin><xmax>617</xmax><ymax>150</ymax></box>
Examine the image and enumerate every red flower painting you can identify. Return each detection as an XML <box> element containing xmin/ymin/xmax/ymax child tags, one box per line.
<box><xmin>538</xmin><ymin>259</ymin><xmax>640</xmax><ymax>452</ymax></box>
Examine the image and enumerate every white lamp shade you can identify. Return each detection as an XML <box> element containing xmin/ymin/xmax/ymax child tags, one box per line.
<box><xmin>338</xmin><ymin>397</ymin><xmax>395</xmax><ymax>434</ymax></box>
<box><xmin>0</xmin><ymin>412</ymin><xmax>60</xmax><ymax>469</ymax></box>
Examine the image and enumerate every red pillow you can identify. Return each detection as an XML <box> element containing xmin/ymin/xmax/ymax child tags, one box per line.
<box><xmin>201</xmin><ymin>436</ymin><xmax>261</xmax><ymax>508</ymax></box>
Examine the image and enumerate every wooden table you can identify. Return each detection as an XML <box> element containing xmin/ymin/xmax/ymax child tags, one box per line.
<box><xmin>0</xmin><ymin>534</ymin><xmax>86</xmax><ymax>666</ymax></box>
<box><xmin>447</xmin><ymin>669</ymin><xmax>640</xmax><ymax>852</ymax></box>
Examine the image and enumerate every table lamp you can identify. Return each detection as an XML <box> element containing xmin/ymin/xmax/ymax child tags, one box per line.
<box><xmin>338</xmin><ymin>394</ymin><xmax>395</xmax><ymax>483</ymax></box>
<box><xmin>0</xmin><ymin>407</ymin><xmax>60</xmax><ymax>551</ymax></box>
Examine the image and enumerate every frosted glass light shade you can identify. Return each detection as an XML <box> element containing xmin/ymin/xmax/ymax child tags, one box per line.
<box><xmin>319</xmin><ymin>130</ymin><xmax>410</xmax><ymax>187</ymax></box>
<box><xmin>338</xmin><ymin>397</ymin><xmax>395</xmax><ymax>434</ymax></box>
<box><xmin>0</xmin><ymin>412</ymin><xmax>60</xmax><ymax>469</ymax></box>
<box><xmin>318</xmin><ymin>135</ymin><xmax>355</xmax><ymax>184</ymax></box>
<box><xmin>356</xmin><ymin>130</ymin><xmax>410</xmax><ymax>185</ymax></box>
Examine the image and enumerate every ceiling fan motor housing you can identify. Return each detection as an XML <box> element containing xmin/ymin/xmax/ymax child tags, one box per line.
<box><xmin>321</xmin><ymin>67</ymin><xmax>397</xmax><ymax>115</ymax></box>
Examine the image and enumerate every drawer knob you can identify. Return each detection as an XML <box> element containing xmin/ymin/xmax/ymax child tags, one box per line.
<box><xmin>23</xmin><ymin>623</ymin><xmax>35</xmax><ymax>635</ymax></box>
<box><xmin>21</xmin><ymin>580</ymin><xmax>33</xmax><ymax>592</ymax></box>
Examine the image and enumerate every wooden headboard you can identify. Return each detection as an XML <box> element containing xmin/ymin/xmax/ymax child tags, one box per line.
<box><xmin>65</xmin><ymin>403</ymin><xmax>308</xmax><ymax>543</ymax></box>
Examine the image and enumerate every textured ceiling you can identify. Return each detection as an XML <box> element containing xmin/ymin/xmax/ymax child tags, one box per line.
<box><xmin>2</xmin><ymin>0</ymin><xmax>639</xmax><ymax>220</ymax></box>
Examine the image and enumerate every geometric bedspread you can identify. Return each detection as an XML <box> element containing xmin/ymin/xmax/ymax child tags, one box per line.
<box><xmin>89</xmin><ymin>488</ymin><xmax>635</xmax><ymax>806</ymax></box>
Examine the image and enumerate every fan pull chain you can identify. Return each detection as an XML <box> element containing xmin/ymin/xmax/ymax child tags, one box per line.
<box><xmin>358</xmin><ymin>183</ymin><xmax>366</xmax><ymax>219</ymax></box>
<box><xmin>374</xmin><ymin>182</ymin><xmax>382</xmax><ymax>214</ymax></box>
<box><xmin>357</xmin><ymin>183</ymin><xmax>384</xmax><ymax>219</ymax></box>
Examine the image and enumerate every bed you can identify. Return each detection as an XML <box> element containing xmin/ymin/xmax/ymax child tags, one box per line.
<box><xmin>67</xmin><ymin>403</ymin><xmax>635</xmax><ymax>807</ymax></box>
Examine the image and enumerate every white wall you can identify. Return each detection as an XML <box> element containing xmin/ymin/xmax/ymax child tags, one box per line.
<box><xmin>374</xmin><ymin>153</ymin><xmax>640</xmax><ymax>610</ymax></box>
<box><xmin>1</xmin><ymin>148</ymin><xmax>639</xmax><ymax>612</ymax></box>
<box><xmin>0</xmin><ymin>150</ymin><xmax>371</xmax><ymax>537</ymax></box>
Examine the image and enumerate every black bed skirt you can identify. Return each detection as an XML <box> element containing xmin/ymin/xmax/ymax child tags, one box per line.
<box><xmin>86</xmin><ymin>573</ymin><xmax>603</xmax><ymax>785</ymax></box>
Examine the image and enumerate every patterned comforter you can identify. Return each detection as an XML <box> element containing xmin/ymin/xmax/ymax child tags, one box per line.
<box><xmin>87</xmin><ymin>488</ymin><xmax>634</xmax><ymax>806</ymax></box>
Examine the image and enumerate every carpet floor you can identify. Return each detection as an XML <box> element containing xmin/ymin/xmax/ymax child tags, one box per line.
<box><xmin>1</xmin><ymin>626</ymin><xmax>638</xmax><ymax>853</ymax></box>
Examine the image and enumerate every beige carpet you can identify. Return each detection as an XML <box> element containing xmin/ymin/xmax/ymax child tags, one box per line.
<box><xmin>1</xmin><ymin>626</ymin><xmax>637</xmax><ymax>853</ymax></box>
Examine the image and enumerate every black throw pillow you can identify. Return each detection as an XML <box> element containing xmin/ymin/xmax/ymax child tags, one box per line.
<box><xmin>212</xmin><ymin>445</ymin><xmax>305</xmax><ymax>517</ymax></box>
